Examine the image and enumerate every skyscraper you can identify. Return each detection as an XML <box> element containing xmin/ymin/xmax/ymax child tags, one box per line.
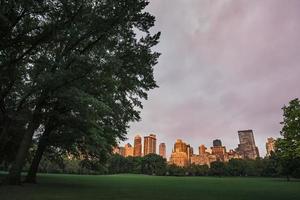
<box><xmin>134</xmin><ymin>135</ymin><xmax>142</xmax><ymax>157</ymax></box>
<box><xmin>174</xmin><ymin>139</ymin><xmax>188</xmax><ymax>153</ymax></box>
<box><xmin>187</xmin><ymin>144</ymin><xmax>193</xmax><ymax>162</ymax></box>
<box><xmin>113</xmin><ymin>146</ymin><xmax>125</xmax><ymax>157</ymax></box>
<box><xmin>213</xmin><ymin>139</ymin><xmax>222</xmax><ymax>147</ymax></box>
<box><xmin>199</xmin><ymin>144</ymin><xmax>207</xmax><ymax>155</ymax></box>
<box><xmin>124</xmin><ymin>143</ymin><xmax>134</xmax><ymax>157</ymax></box>
<box><xmin>236</xmin><ymin>130</ymin><xmax>259</xmax><ymax>159</ymax></box>
<box><xmin>266</xmin><ymin>137</ymin><xmax>276</xmax><ymax>156</ymax></box>
<box><xmin>169</xmin><ymin>139</ymin><xmax>190</xmax><ymax>167</ymax></box>
<box><xmin>159</xmin><ymin>143</ymin><xmax>166</xmax><ymax>159</ymax></box>
<box><xmin>191</xmin><ymin>144</ymin><xmax>213</xmax><ymax>167</ymax></box>
<box><xmin>211</xmin><ymin>139</ymin><xmax>226</xmax><ymax>161</ymax></box>
<box><xmin>119</xmin><ymin>147</ymin><xmax>125</xmax><ymax>157</ymax></box>
<box><xmin>144</xmin><ymin>134</ymin><xmax>156</xmax><ymax>155</ymax></box>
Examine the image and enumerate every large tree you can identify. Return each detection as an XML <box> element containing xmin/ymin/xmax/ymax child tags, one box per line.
<box><xmin>1</xmin><ymin>0</ymin><xmax>160</xmax><ymax>184</ymax></box>
<box><xmin>276</xmin><ymin>98</ymin><xmax>300</xmax><ymax>180</ymax></box>
<box><xmin>141</xmin><ymin>154</ymin><xmax>166</xmax><ymax>176</ymax></box>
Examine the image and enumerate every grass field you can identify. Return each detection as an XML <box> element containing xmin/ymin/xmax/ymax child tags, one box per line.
<box><xmin>0</xmin><ymin>174</ymin><xmax>300</xmax><ymax>200</ymax></box>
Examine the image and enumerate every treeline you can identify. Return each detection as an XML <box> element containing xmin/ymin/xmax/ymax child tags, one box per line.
<box><xmin>106</xmin><ymin>153</ymin><xmax>299</xmax><ymax>178</ymax></box>
<box><xmin>3</xmin><ymin>152</ymin><xmax>298</xmax><ymax>178</ymax></box>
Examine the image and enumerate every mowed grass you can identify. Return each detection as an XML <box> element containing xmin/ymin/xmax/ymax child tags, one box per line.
<box><xmin>0</xmin><ymin>174</ymin><xmax>300</xmax><ymax>200</ymax></box>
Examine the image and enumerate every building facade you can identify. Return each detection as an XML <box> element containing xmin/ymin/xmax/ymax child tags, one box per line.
<box><xmin>213</xmin><ymin>139</ymin><xmax>222</xmax><ymax>147</ymax></box>
<box><xmin>144</xmin><ymin>134</ymin><xmax>157</xmax><ymax>155</ymax></box>
<box><xmin>134</xmin><ymin>135</ymin><xmax>142</xmax><ymax>157</ymax></box>
<box><xmin>169</xmin><ymin>139</ymin><xmax>191</xmax><ymax>167</ymax></box>
<box><xmin>159</xmin><ymin>143</ymin><xmax>166</xmax><ymax>159</ymax></box>
<box><xmin>266</xmin><ymin>137</ymin><xmax>276</xmax><ymax>157</ymax></box>
<box><xmin>236</xmin><ymin>130</ymin><xmax>259</xmax><ymax>159</ymax></box>
<box><xmin>227</xmin><ymin>149</ymin><xmax>242</xmax><ymax>160</ymax></box>
<box><xmin>191</xmin><ymin>144</ymin><xmax>208</xmax><ymax>166</ymax></box>
<box><xmin>113</xmin><ymin>146</ymin><xmax>125</xmax><ymax>157</ymax></box>
<box><xmin>124</xmin><ymin>143</ymin><xmax>134</xmax><ymax>157</ymax></box>
<box><xmin>191</xmin><ymin>144</ymin><xmax>219</xmax><ymax>167</ymax></box>
<box><xmin>119</xmin><ymin>147</ymin><xmax>125</xmax><ymax>157</ymax></box>
<box><xmin>211</xmin><ymin>145</ymin><xmax>226</xmax><ymax>161</ymax></box>
<box><xmin>199</xmin><ymin>144</ymin><xmax>207</xmax><ymax>155</ymax></box>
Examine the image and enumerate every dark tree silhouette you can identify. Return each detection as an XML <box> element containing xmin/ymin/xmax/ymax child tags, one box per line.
<box><xmin>0</xmin><ymin>0</ymin><xmax>160</xmax><ymax>184</ymax></box>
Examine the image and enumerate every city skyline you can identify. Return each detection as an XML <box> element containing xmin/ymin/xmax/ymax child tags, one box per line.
<box><xmin>125</xmin><ymin>0</ymin><xmax>300</xmax><ymax>158</ymax></box>
<box><xmin>119</xmin><ymin>130</ymin><xmax>271</xmax><ymax>159</ymax></box>
<box><xmin>1</xmin><ymin>1</ymin><xmax>299</xmax><ymax>197</ymax></box>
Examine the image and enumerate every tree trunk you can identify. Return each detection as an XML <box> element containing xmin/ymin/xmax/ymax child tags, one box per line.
<box><xmin>25</xmin><ymin>124</ymin><xmax>53</xmax><ymax>183</ymax></box>
<box><xmin>0</xmin><ymin>116</ymin><xmax>11</xmax><ymax>152</ymax></box>
<box><xmin>6</xmin><ymin>113</ymin><xmax>41</xmax><ymax>185</ymax></box>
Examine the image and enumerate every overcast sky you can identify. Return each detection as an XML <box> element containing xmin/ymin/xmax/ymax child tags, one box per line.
<box><xmin>122</xmin><ymin>0</ymin><xmax>300</xmax><ymax>158</ymax></box>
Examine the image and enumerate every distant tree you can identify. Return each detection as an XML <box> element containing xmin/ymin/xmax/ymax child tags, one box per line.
<box><xmin>107</xmin><ymin>154</ymin><xmax>129</xmax><ymax>174</ymax></box>
<box><xmin>187</xmin><ymin>164</ymin><xmax>198</xmax><ymax>176</ymax></box>
<box><xmin>276</xmin><ymin>98</ymin><xmax>300</xmax><ymax>180</ymax></box>
<box><xmin>196</xmin><ymin>164</ymin><xmax>210</xmax><ymax>176</ymax></box>
<box><xmin>126</xmin><ymin>156</ymin><xmax>142</xmax><ymax>174</ymax></box>
<box><xmin>166</xmin><ymin>164</ymin><xmax>185</xmax><ymax>176</ymax></box>
<box><xmin>187</xmin><ymin>164</ymin><xmax>209</xmax><ymax>176</ymax></box>
<box><xmin>252</xmin><ymin>158</ymin><xmax>265</xmax><ymax>176</ymax></box>
<box><xmin>226</xmin><ymin>159</ymin><xmax>246</xmax><ymax>176</ymax></box>
<box><xmin>210</xmin><ymin>161</ymin><xmax>226</xmax><ymax>176</ymax></box>
<box><xmin>261</xmin><ymin>152</ymin><xmax>280</xmax><ymax>177</ymax></box>
<box><xmin>141</xmin><ymin>154</ymin><xmax>166</xmax><ymax>176</ymax></box>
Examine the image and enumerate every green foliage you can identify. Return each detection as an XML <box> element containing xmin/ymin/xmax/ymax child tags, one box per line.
<box><xmin>226</xmin><ymin>159</ymin><xmax>247</xmax><ymax>176</ymax></box>
<box><xmin>261</xmin><ymin>152</ymin><xmax>280</xmax><ymax>177</ymax></box>
<box><xmin>276</xmin><ymin>98</ymin><xmax>300</xmax><ymax>179</ymax></box>
<box><xmin>165</xmin><ymin>164</ymin><xmax>210</xmax><ymax>176</ymax></box>
<box><xmin>19</xmin><ymin>154</ymin><xmax>282</xmax><ymax>178</ymax></box>
<box><xmin>26</xmin><ymin>152</ymin><xmax>107</xmax><ymax>175</ymax></box>
<box><xmin>0</xmin><ymin>0</ymin><xmax>161</xmax><ymax>184</ymax></box>
<box><xmin>166</xmin><ymin>164</ymin><xmax>186</xmax><ymax>176</ymax></box>
<box><xmin>141</xmin><ymin>154</ymin><xmax>167</xmax><ymax>176</ymax></box>
<box><xmin>210</xmin><ymin>161</ymin><xmax>226</xmax><ymax>176</ymax></box>
<box><xmin>107</xmin><ymin>154</ymin><xmax>142</xmax><ymax>174</ymax></box>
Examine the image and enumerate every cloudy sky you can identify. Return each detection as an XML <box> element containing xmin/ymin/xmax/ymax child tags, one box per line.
<box><xmin>122</xmin><ymin>0</ymin><xmax>300</xmax><ymax>157</ymax></box>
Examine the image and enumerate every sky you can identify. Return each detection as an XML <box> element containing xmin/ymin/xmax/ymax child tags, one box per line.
<box><xmin>121</xmin><ymin>0</ymin><xmax>300</xmax><ymax>158</ymax></box>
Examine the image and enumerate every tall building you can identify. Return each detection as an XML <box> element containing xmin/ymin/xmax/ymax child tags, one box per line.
<box><xmin>211</xmin><ymin>146</ymin><xmax>226</xmax><ymax>161</ymax></box>
<box><xmin>213</xmin><ymin>139</ymin><xmax>222</xmax><ymax>147</ymax></box>
<box><xmin>227</xmin><ymin>149</ymin><xmax>242</xmax><ymax>160</ymax></box>
<box><xmin>236</xmin><ymin>130</ymin><xmax>259</xmax><ymax>159</ymax></box>
<box><xmin>124</xmin><ymin>143</ymin><xmax>134</xmax><ymax>157</ymax></box>
<box><xmin>210</xmin><ymin>139</ymin><xmax>226</xmax><ymax>161</ymax></box>
<box><xmin>169</xmin><ymin>139</ymin><xmax>190</xmax><ymax>167</ymax></box>
<box><xmin>191</xmin><ymin>144</ymin><xmax>218</xmax><ymax>167</ymax></box>
<box><xmin>187</xmin><ymin>144</ymin><xmax>193</xmax><ymax>163</ymax></box>
<box><xmin>266</xmin><ymin>137</ymin><xmax>276</xmax><ymax>156</ymax></box>
<box><xmin>159</xmin><ymin>143</ymin><xmax>166</xmax><ymax>159</ymax></box>
<box><xmin>113</xmin><ymin>146</ymin><xmax>125</xmax><ymax>157</ymax></box>
<box><xmin>144</xmin><ymin>134</ymin><xmax>156</xmax><ymax>155</ymax></box>
<box><xmin>199</xmin><ymin>144</ymin><xmax>207</xmax><ymax>155</ymax></box>
<box><xmin>119</xmin><ymin>147</ymin><xmax>125</xmax><ymax>157</ymax></box>
<box><xmin>134</xmin><ymin>135</ymin><xmax>142</xmax><ymax>157</ymax></box>
<box><xmin>174</xmin><ymin>139</ymin><xmax>188</xmax><ymax>153</ymax></box>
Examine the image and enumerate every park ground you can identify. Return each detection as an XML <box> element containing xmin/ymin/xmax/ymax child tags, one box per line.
<box><xmin>0</xmin><ymin>174</ymin><xmax>300</xmax><ymax>200</ymax></box>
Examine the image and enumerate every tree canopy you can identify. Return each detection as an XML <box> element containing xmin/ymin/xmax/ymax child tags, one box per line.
<box><xmin>276</xmin><ymin>98</ymin><xmax>300</xmax><ymax>180</ymax></box>
<box><xmin>0</xmin><ymin>0</ymin><xmax>160</xmax><ymax>184</ymax></box>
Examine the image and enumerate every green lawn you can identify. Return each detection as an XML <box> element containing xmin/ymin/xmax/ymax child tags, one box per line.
<box><xmin>0</xmin><ymin>174</ymin><xmax>299</xmax><ymax>200</ymax></box>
